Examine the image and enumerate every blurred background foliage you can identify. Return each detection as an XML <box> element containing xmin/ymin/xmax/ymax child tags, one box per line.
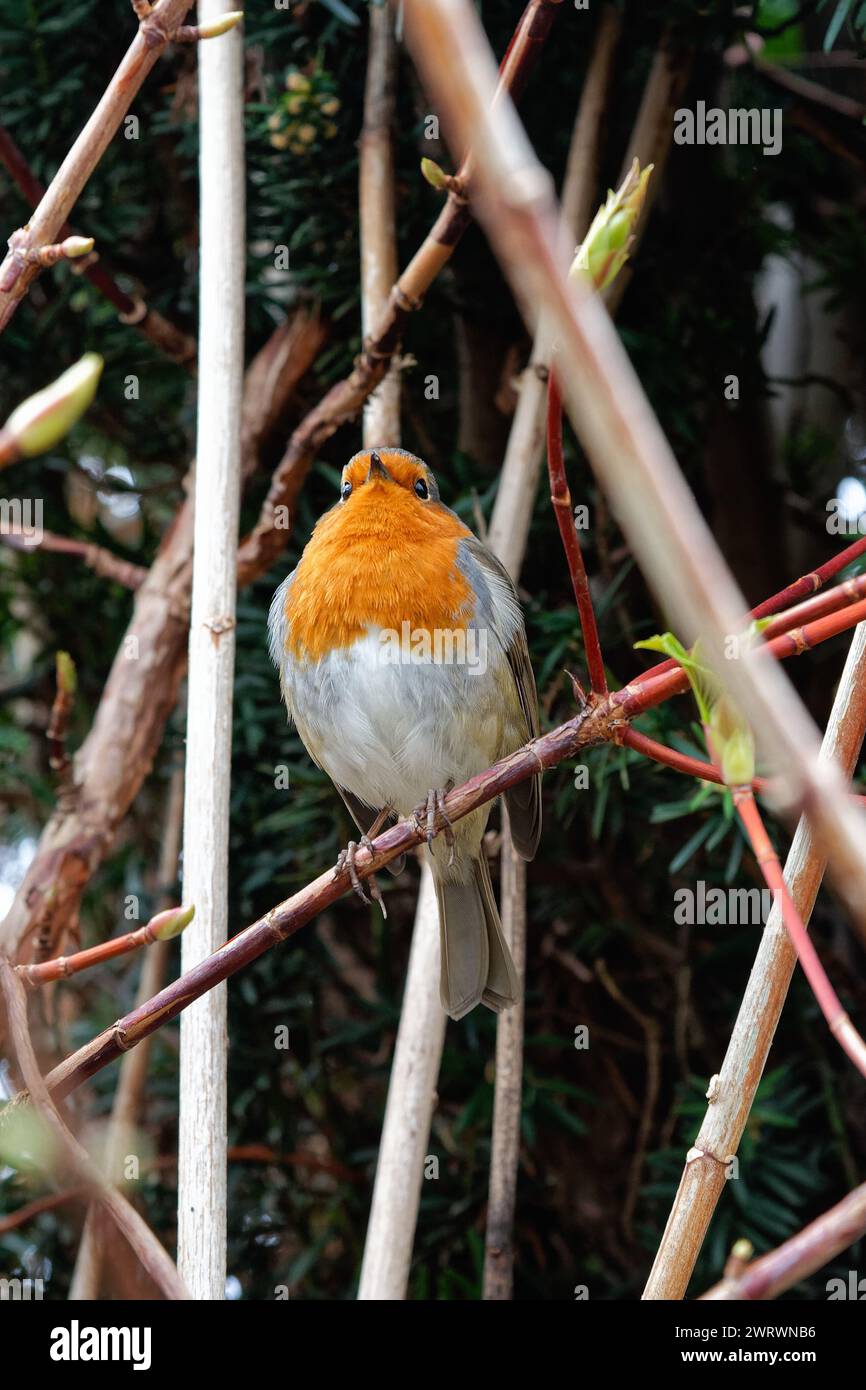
<box><xmin>1</xmin><ymin>0</ymin><xmax>866</xmax><ymax>1300</ymax></box>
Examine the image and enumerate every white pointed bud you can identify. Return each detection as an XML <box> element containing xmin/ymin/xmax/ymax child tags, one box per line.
<box><xmin>198</xmin><ymin>11</ymin><xmax>243</xmax><ymax>39</ymax></box>
<box><xmin>148</xmin><ymin>903</ymin><xmax>195</xmax><ymax>941</ymax></box>
<box><xmin>3</xmin><ymin>353</ymin><xmax>103</xmax><ymax>459</ymax></box>
<box><xmin>421</xmin><ymin>157</ymin><xmax>449</xmax><ymax>190</ymax></box>
<box><xmin>60</xmin><ymin>236</ymin><xmax>95</xmax><ymax>260</ymax></box>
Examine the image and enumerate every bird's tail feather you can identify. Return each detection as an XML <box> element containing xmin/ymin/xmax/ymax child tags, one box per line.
<box><xmin>433</xmin><ymin>853</ymin><xmax>519</xmax><ymax>1020</ymax></box>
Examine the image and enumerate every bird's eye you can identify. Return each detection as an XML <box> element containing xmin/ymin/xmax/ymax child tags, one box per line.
<box><xmin>340</xmin><ymin>479</ymin><xmax>352</xmax><ymax>501</ymax></box>
<box><xmin>414</xmin><ymin>478</ymin><xmax>429</xmax><ymax>500</ymax></box>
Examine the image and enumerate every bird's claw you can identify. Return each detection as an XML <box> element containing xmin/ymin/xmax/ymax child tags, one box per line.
<box><xmin>335</xmin><ymin>837</ymin><xmax>387</xmax><ymax>918</ymax></box>
<box><xmin>416</xmin><ymin>785</ymin><xmax>456</xmax><ymax>867</ymax></box>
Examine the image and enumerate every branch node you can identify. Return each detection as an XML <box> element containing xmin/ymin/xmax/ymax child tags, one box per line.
<box><xmin>139</xmin><ymin>13</ymin><xmax>172</xmax><ymax>50</ymax></box>
<box><xmin>204</xmin><ymin>615</ymin><xmax>236</xmax><ymax>645</ymax></box>
<box><xmin>361</xmin><ymin>335</ymin><xmax>396</xmax><ymax>363</ymax></box>
<box><xmin>119</xmin><ymin>296</ymin><xmax>147</xmax><ymax>326</ymax></box>
<box><xmin>391</xmin><ymin>283</ymin><xmax>423</xmax><ymax>314</ymax></box>
<box><xmin>0</xmin><ymin>228</ymin><xmax>29</xmax><ymax>293</ymax></box>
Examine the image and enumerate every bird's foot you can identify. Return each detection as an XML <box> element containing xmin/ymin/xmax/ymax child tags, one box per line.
<box><xmin>415</xmin><ymin>784</ymin><xmax>456</xmax><ymax>866</ymax></box>
<box><xmin>335</xmin><ymin>837</ymin><xmax>387</xmax><ymax>918</ymax></box>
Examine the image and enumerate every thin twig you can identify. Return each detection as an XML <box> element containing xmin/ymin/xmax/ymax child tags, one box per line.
<box><xmin>0</xmin><ymin>126</ymin><xmax>195</xmax><ymax>365</ymax></box>
<box><xmin>70</xmin><ymin>766</ymin><xmax>184</xmax><ymax>1298</ymax></box>
<box><xmin>545</xmin><ymin>157</ymin><xmax>653</xmax><ymax>698</ymax></box>
<box><xmin>0</xmin><ymin>1185</ymin><xmax>87</xmax><ymax>1235</ymax></box>
<box><xmin>0</xmin><ymin>0</ymin><xmax>196</xmax><ymax>334</ymax></box>
<box><xmin>486</xmin><ymin>4</ymin><xmax>621</xmax><ymax>576</ymax></box>
<box><xmin>46</xmin><ymin>653</ymin><xmax>76</xmax><ymax>787</ymax></box>
<box><xmin>1</xmin><ymin>528</ymin><xmax>148</xmax><ymax>589</ymax></box>
<box><xmin>0</xmin><ymin>957</ymin><xmax>189</xmax><ymax>1299</ymax></box>
<box><xmin>752</xmin><ymin>55</ymin><xmax>866</xmax><ymax>122</ymax></box>
<box><xmin>360</xmin><ymin>0</ymin><xmax>401</xmax><ymax>445</ymax></box>
<box><xmin>547</xmin><ymin>370</ymin><xmax>607</xmax><ymax>694</ymax></box>
<box><xmin>619</xmin><ymin>725</ymin><xmax>866</xmax><ymax>807</ymax></box>
<box><xmin>17</xmin><ymin>904</ymin><xmax>191</xmax><ymax>988</ymax></box>
<box><xmin>620</xmin><ymin>590</ymin><xmax>866</xmax><ymax>719</ymax></box>
<box><xmin>638</xmin><ymin>535</ymin><xmax>866</xmax><ymax>686</ymax></box>
<box><xmin>605</xmin><ymin>29</ymin><xmax>694</xmax><ymax>316</ymax></box>
<box><xmin>734</xmin><ymin>788</ymin><xmax>866</xmax><ymax>1077</ymax></box>
<box><xmin>700</xmin><ymin>1181</ymin><xmax>866</xmax><ymax>1301</ymax></box>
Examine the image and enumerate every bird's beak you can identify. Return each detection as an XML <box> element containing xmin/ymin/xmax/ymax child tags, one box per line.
<box><xmin>366</xmin><ymin>450</ymin><xmax>391</xmax><ymax>483</ymax></box>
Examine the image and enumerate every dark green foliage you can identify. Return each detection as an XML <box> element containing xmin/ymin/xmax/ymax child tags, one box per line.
<box><xmin>1</xmin><ymin>0</ymin><xmax>865</xmax><ymax>1302</ymax></box>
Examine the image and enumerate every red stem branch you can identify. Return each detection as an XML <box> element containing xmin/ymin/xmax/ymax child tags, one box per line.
<box><xmin>753</xmin><ymin>536</ymin><xmax>866</xmax><ymax>618</ymax></box>
<box><xmin>547</xmin><ymin>370</ymin><xmax>607</xmax><ymax>694</ymax></box>
<box><xmin>639</xmin><ymin>535</ymin><xmax>866</xmax><ymax>686</ymax></box>
<box><xmin>700</xmin><ymin>1180</ymin><xmax>866</xmax><ymax>1300</ymax></box>
<box><xmin>17</xmin><ymin>908</ymin><xmax>187</xmax><ymax>987</ymax></box>
<box><xmin>735</xmin><ymin>788</ymin><xmax>866</xmax><ymax>1078</ymax></box>
<box><xmin>620</xmin><ymin>725</ymin><xmax>866</xmax><ymax>806</ymax></box>
<box><xmin>620</xmin><ymin>595</ymin><xmax>866</xmax><ymax>722</ymax></box>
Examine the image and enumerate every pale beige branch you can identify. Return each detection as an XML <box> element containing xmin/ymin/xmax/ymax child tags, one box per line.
<box><xmin>357</xmin><ymin>864</ymin><xmax>447</xmax><ymax>1300</ymax></box>
<box><xmin>644</xmin><ymin>623</ymin><xmax>866</xmax><ymax>1299</ymax></box>
<box><xmin>482</xmin><ymin>11</ymin><xmax>622</xmax><ymax>1298</ymax></box>
<box><xmin>177</xmin><ymin>0</ymin><xmax>245</xmax><ymax>1300</ymax></box>
<box><xmin>361</xmin><ymin>1</ymin><xmax>401</xmax><ymax>446</ymax></box>
<box><xmin>482</xmin><ymin>824</ymin><xmax>526</xmax><ymax>1299</ymax></box>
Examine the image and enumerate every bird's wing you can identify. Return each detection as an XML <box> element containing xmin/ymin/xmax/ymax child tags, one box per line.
<box><xmin>458</xmin><ymin>536</ymin><xmax>542</xmax><ymax>860</ymax></box>
<box><xmin>268</xmin><ymin>569</ymin><xmax>296</xmax><ymax>712</ymax></box>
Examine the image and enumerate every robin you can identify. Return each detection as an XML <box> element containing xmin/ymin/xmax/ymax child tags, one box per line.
<box><xmin>268</xmin><ymin>447</ymin><xmax>541</xmax><ymax>1019</ymax></box>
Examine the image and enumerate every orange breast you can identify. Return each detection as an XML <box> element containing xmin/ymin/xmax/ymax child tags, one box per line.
<box><xmin>283</xmin><ymin>483</ymin><xmax>475</xmax><ymax>663</ymax></box>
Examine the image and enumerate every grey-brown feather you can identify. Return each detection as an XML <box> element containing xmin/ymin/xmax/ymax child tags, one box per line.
<box><xmin>457</xmin><ymin>537</ymin><xmax>542</xmax><ymax>860</ymax></box>
<box><xmin>433</xmin><ymin>850</ymin><xmax>519</xmax><ymax>1019</ymax></box>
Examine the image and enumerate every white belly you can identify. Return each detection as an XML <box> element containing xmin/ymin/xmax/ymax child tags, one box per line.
<box><xmin>283</xmin><ymin>627</ymin><xmax>512</xmax><ymax>816</ymax></box>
